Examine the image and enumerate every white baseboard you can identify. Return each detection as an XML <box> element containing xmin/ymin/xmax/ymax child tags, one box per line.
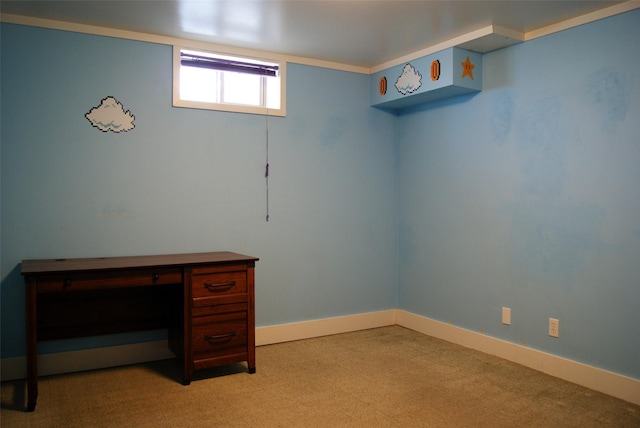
<box><xmin>0</xmin><ymin>310</ymin><xmax>396</xmax><ymax>382</ymax></box>
<box><xmin>2</xmin><ymin>309</ymin><xmax>638</xmax><ymax>407</ymax></box>
<box><xmin>1</xmin><ymin>341</ymin><xmax>175</xmax><ymax>382</ymax></box>
<box><xmin>255</xmin><ymin>309</ymin><xmax>397</xmax><ymax>346</ymax></box>
<box><xmin>396</xmin><ymin>310</ymin><xmax>640</xmax><ymax>406</ymax></box>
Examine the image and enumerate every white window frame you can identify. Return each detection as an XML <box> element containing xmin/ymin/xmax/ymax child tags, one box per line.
<box><xmin>173</xmin><ymin>45</ymin><xmax>286</xmax><ymax>116</ymax></box>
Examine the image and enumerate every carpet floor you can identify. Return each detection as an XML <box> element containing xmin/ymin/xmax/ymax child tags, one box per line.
<box><xmin>2</xmin><ymin>326</ymin><xmax>639</xmax><ymax>427</ymax></box>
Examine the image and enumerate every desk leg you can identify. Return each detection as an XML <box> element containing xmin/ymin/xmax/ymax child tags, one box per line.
<box><xmin>247</xmin><ymin>321</ymin><xmax>256</xmax><ymax>374</ymax></box>
<box><xmin>25</xmin><ymin>280</ymin><xmax>38</xmax><ymax>412</ymax></box>
<box><xmin>247</xmin><ymin>264</ymin><xmax>256</xmax><ymax>375</ymax></box>
<box><xmin>183</xmin><ymin>374</ymin><xmax>192</xmax><ymax>386</ymax></box>
<box><xmin>182</xmin><ymin>346</ymin><xmax>192</xmax><ymax>386</ymax></box>
<box><xmin>182</xmin><ymin>268</ymin><xmax>192</xmax><ymax>386</ymax></box>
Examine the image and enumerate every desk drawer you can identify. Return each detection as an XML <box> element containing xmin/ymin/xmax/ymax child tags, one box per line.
<box><xmin>191</xmin><ymin>270</ymin><xmax>247</xmax><ymax>301</ymax></box>
<box><xmin>33</xmin><ymin>268</ymin><xmax>183</xmax><ymax>292</ymax></box>
<box><xmin>192</xmin><ymin>302</ymin><xmax>248</xmax><ymax>318</ymax></box>
<box><xmin>192</xmin><ymin>311</ymin><xmax>247</xmax><ymax>359</ymax></box>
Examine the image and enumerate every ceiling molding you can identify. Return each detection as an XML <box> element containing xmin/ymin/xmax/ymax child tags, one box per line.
<box><xmin>456</xmin><ymin>25</ymin><xmax>524</xmax><ymax>54</ymax></box>
<box><xmin>370</xmin><ymin>25</ymin><xmax>524</xmax><ymax>74</ymax></box>
<box><xmin>371</xmin><ymin>0</ymin><xmax>639</xmax><ymax>74</ymax></box>
<box><xmin>524</xmin><ymin>0</ymin><xmax>640</xmax><ymax>41</ymax></box>
<box><xmin>3</xmin><ymin>1</ymin><xmax>640</xmax><ymax>76</ymax></box>
<box><xmin>0</xmin><ymin>13</ymin><xmax>370</xmax><ymax>74</ymax></box>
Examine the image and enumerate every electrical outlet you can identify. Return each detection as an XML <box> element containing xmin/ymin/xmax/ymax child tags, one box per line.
<box><xmin>502</xmin><ymin>307</ymin><xmax>511</xmax><ymax>325</ymax></box>
<box><xmin>549</xmin><ymin>318</ymin><xmax>559</xmax><ymax>338</ymax></box>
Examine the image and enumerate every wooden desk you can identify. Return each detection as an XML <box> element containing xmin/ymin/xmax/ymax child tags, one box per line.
<box><xmin>21</xmin><ymin>251</ymin><xmax>258</xmax><ymax>412</ymax></box>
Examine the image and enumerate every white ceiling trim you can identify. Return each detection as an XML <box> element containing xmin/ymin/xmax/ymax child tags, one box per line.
<box><xmin>524</xmin><ymin>0</ymin><xmax>640</xmax><ymax>41</ymax></box>
<box><xmin>371</xmin><ymin>0</ymin><xmax>640</xmax><ymax>74</ymax></box>
<box><xmin>3</xmin><ymin>1</ymin><xmax>640</xmax><ymax>76</ymax></box>
<box><xmin>1</xmin><ymin>13</ymin><xmax>370</xmax><ymax>74</ymax></box>
<box><xmin>370</xmin><ymin>25</ymin><xmax>524</xmax><ymax>74</ymax></box>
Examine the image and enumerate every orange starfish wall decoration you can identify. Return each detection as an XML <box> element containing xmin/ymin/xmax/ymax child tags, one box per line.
<box><xmin>461</xmin><ymin>56</ymin><xmax>475</xmax><ymax>80</ymax></box>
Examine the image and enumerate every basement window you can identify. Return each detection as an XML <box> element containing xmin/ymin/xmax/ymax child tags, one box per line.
<box><xmin>173</xmin><ymin>46</ymin><xmax>285</xmax><ymax>116</ymax></box>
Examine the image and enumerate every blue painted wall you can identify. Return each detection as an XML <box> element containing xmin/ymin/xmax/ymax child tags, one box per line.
<box><xmin>397</xmin><ymin>10</ymin><xmax>640</xmax><ymax>378</ymax></box>
<box><xmin>0</xmin><ymin>24</ymin><xmax>398</xmax><ymax>358</ymax></box>
<box><xmin>2</xmin><ymin>9</ymin><xmax>639</xmax><ymax>381</ymax></box>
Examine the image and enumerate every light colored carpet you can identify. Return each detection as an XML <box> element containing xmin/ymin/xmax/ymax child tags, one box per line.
<box><xmin>2</xmin><ymin>326</ymin><xmax>639</xmax><ymax>427</ymax></box>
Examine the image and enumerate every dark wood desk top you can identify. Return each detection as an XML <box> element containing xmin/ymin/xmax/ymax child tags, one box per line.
<box><xmin>21</xmin><ymin>252</ymin><xmax>259</xmax><ymax>275</ymax></box>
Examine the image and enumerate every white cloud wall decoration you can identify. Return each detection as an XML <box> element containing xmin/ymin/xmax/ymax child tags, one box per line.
<box><xmin>85</xmin><ymin>97</ymin><xmax>135</xmax><ymax>133</ymax></box>
<box><xmin>395</xmin><ymin>64</ymin><xmax>422</xmax><ymax>95</ymax></box>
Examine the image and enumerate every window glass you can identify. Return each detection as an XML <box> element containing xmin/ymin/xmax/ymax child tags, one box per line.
<box><xmin>180</xmin><ymin>66</ymin><xmax>220</xmax><ymax>103</ymax></box>
<box><xmin>223</xmin><ymin>72</ymin><xmax>261</xmax><ymax>106</ymax></box>
<box><xmin>173</xmin><ymin>46</ymin><xmax>285</xmax><ymax>116</ymax></box>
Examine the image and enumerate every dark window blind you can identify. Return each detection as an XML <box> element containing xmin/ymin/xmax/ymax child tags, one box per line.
<box><xmin>180</xmin><ymin>53</ymin><xmax>278</xmax><ymax>77</ymax></box>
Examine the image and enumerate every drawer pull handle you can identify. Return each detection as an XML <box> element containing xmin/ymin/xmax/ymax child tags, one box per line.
<box><xmin>63</xmin><ymin>279</ymin><xmax>72</xmax><ymax>288</ymax></box>
<box><xmin>204</xmin><ymin>280</ymin><xmax>236</xmax><ymax>291</ymax></box>
<box><xmin>152</xmin><ymin>273</ymin><xmax>160</xmax><ymax>282</ymax></box>
<box><xmin>205</xmin><ymin>332</ymin><xmax>236</xmax><ymax>341</ymax></box>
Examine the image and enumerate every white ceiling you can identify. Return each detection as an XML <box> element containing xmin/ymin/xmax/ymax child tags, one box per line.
<box><xmin>1</xmin><ymin>1</ymin><xmax>636</xmax><ymax>68</ymax></box>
